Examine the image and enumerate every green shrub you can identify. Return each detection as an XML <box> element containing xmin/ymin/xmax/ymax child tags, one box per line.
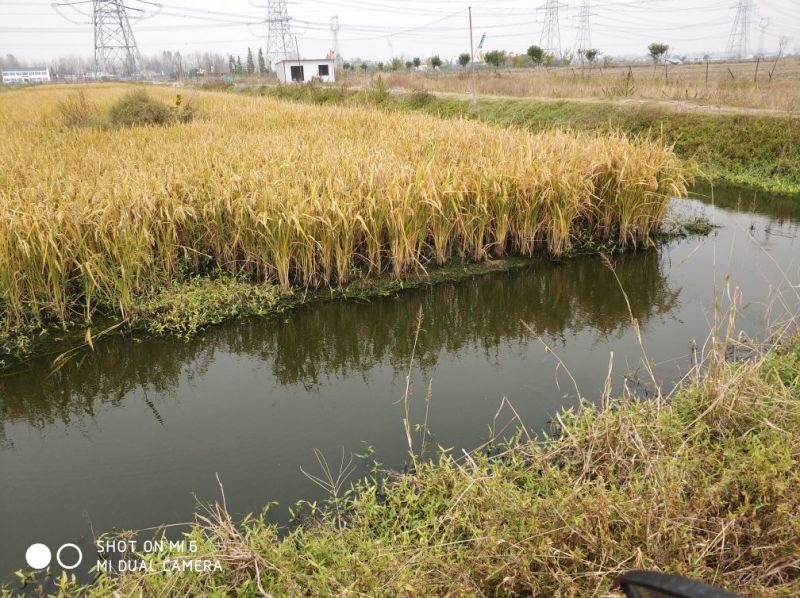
<box><xmin>403</xmin><ymin>88</ymin><xmax>435</xmax><ymax>109</ymax></box>
<box><xmin>368</xmin><ymin>75</ymin><xmax>391</xmax><ymax>105</ymax></box>
<box><xmin>107</xmin><ymin>90</ymin><xmax>177</xmax><ymax>127</ymax></box>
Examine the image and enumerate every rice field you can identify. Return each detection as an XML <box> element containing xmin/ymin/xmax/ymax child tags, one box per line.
<box><xmin>0</xmin><ymin>85</ymin><xmax>688</xmax><ymax>332</ymax></box>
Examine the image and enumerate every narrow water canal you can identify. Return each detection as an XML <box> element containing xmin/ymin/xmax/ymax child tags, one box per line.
<box><xmin>1</xmin><ymin>186</ymin><xmax>798</xmax><ymax>580</ymax></box>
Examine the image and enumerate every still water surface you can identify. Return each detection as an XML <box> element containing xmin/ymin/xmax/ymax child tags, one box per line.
<box><xmin>1</xmin><ymin>186</ymin><xmax>798</xmax><ymax>580</ymax></box>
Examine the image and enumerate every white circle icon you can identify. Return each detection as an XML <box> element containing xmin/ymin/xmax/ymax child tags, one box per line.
<box><xmin>56</xmin><ymin>543</ymin><xmax>83</xmax><ymax>570</ymax></box>
<box><xmin>25</xmin><ymin>544</ymin><xmax>52</xmax><ymax>569</ymax></box>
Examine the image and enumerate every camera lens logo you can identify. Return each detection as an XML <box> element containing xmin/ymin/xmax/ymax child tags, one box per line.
<box><xmin>25</xmin><ymin>543</ymin><xmax>82</xmax><ymax>570</ymax></box>
<box><xmin>25</xmin><ymin>544</ymin><xmax>51</xmax><ymax>569</ymax></box>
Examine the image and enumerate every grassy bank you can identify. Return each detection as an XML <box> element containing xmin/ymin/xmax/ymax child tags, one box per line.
<box><xmin>247</xmin><ymin>82</ymin><xmax>800</xmax><ymax>196</ymax></box>
<box><xmin>35</xmin><ymin>334</ymin><xmax>800</xmax><ymax>597</ymax></box>
<box><xmin>0</xmin><ymin>85</ymin><xmax>688</xmax><ymax>364</ymax></box>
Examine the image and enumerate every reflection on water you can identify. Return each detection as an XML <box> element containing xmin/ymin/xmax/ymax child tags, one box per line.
<box><xmin>0</xmin><ymin>186</ymin><xmax>798</xmax><ymax>581</ymax></box>
<box><xmin>696</xmin><ymin>182</ymin><xmax>800</xmax><ymax>224</ymax></box>
<box><xmin>0</xmin><ymin>250</ymin><xmax>677</xmax><ymax>434</ymax></box>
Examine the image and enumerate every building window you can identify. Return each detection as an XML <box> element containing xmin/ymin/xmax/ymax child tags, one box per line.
<box><xmin>318</xmin><ymin>64</ymin><xmax>329</xmax><ymax>77</ymax></box>
<box><xmin>290</xmin><ymin>65</ymin><xmax>304</xmax><ymax>82</ymax></box>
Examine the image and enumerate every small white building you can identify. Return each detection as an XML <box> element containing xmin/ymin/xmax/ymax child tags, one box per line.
<box><xmin>275</xmin><ymin>59</ymin><xmax>335</xmax><ymax>84</ymax></box>
<box><xmin>1</xmin><ymin>68</ymin><xmax>51</xmax><ymax>85</ymax></box>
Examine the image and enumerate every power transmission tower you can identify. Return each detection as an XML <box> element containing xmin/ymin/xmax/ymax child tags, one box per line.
<box><xmin>330</xmin><ymin>15</ymin><xmax>342</xmax><ymax>66</ymax></box>
<box><xmin>757</xmin><ymin>16</ymin><xmax>769</xmax><ymax>57</ymax></box>
<box><xmin>539</xmin><ymin>0</ymin><xmax>563</xmax><ymax>59</ymax></box>
<box><xmin>92</xmin><ymin>1</ymin><xmax>142</xmax><ymax>77</ymax></box>
<box><xmin>265</xmin><ymin>0</ymin><xmax>294</xmax><ymax>67</ymax></box>
<box><xmin>574</xmin><ymin>0</ymin><xmax>593</xmax><ymax>65</ymax></box>
<box><xmin>726</xmin><ymin>0</ymin><xmax>754</xmax><ymax>59</ymax></box>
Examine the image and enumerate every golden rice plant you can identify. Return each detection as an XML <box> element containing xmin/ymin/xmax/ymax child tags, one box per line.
<box><xmin>0</xmin><ymin>85</ymin><xmax>688</xmax><ymax>331</ymax></box>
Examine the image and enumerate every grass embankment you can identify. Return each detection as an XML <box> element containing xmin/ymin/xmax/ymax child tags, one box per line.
<box><xmin>250</xmin><ymin>82</ymin><xmax>800</xmax><ymax>196</ymax></box>
<box><xmin>0</xmin><ymin>85</ymin><xmax>687</xmax><ymax>362</ymax></box>
<box><xmin>49</xmin><ymin>337</ymin><xmax>800</xmax><ymax>597</ymax></box>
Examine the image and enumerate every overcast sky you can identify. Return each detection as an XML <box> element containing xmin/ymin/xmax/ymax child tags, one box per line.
<box><xmin>1</xmin><ymin>0</ymin><xmax>798</xmax><ymax>64</ymax></box>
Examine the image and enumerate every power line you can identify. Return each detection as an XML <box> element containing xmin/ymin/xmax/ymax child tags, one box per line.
<box><xmin>3</xmin><ymin>0</ymin><xmax>797</xmax><ymax>59</ymax></box>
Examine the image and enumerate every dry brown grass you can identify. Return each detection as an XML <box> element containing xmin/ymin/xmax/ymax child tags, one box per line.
<box><xmin>381</xmin><ymin>57</ymin><xmax>800</xmax><ymax>113</ymax></box>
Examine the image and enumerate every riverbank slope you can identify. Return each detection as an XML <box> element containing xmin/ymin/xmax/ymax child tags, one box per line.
<box><xmin>49</xmin><ymin>334</ymin><xmax>800</xmax><ymax>597</ymax></box>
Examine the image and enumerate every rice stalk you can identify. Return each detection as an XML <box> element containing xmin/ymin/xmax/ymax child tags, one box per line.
<box><xmin>0</xmin><ymin>85</ymin><xmax>689</xmax><ymax>332</ymax></box>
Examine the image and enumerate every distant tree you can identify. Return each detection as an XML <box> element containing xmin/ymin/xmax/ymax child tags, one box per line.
<box><xmin>343</xmin><ymin>62</ymin><xmax>352</xmax><ymax>70</ymax></box>
<box><xmin>235</xmin><ymin>56</ymin><xmax>243</xmax><ymax>74</ymax></box>
<box><xmin>405</xmin><ymin>60</ymin><xmax>413</xmax><ymax>70</ymax></box>
<box><xmin>361</xmin><ymin>63</ymin><xmax>368</xmax><ymax>73</ymax></box>
<box><xmin>584</xmin><ymin>48</ymin><xmax>600</xmax><ymax>66</ymax></box>
<box><xmin>484</xmin><ymin>50</ymin><xmax>507</xmax><ymax>69</ymax></box>
<box><xmin>3</xmin><ymin>54</ymin><xmax>20</xmax><ymax>69</ymax></box>
<box><xmin>228</xmin><ymin>55</ymin><xmax>236</xmax><ymax>74</ymax></box>
<box><xmin>458</xmin><ymin>52</ymin><xmax>471</xmax><ymax>68</ymax></box>
<box><xmin>430</xmin><ymin>55</ymin><xmax>443</xmax><ymax>69</ymax></box>
<box><xmin>648</xmin><ymin>42</ymin><xmax>670</xmax><ymax>64</ymax></box>
<box><xmin>412</xmin><ymin>57</ymin><xmax>421</xmax><ymax>68</ymax></box>
<box><xmin>390</xmin><ymin>57</ymin><xmax>404</xmax><ymax>71</ymax></box>
<box><xmin>377</xmin><ymin>62</ymin><xmax>385</xmax><ymax>71</ymax></box>
<box><xmin>246</xmin><ymin>48</ymin><xmax>255</xmax><ymax>74</ymax></box>
<box><xmin>258</xmin><ymin>48</ymin><xmax>267</xmax><ymax>74</ymax></box>
<box><xmin>527</xmin><ymin>44</ymin><xmax>544</xmax><ymax>65</ymax></box>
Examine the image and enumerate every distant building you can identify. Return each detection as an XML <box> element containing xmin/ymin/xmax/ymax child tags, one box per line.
<box><xmin>1</xmin><ymin>68</ymin><xmax>51</xmax><ymax>85</ymax></box>
<box><xmin>275</xmin><ymin>59</ymin><xmax>335</xmax><ymax>84</ymax></box>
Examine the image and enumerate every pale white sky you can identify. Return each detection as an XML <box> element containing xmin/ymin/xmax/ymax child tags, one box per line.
<box><xmin>1</xmin><ymin>0</ymin><xmax>798</xmax><ymax>64</ymax></box>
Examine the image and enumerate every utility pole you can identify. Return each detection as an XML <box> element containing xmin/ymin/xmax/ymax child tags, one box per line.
<box><xmin>574</xmin><ymin>0</ymin><xmax>592</xmax><ymax>67</ymax></box>
<box><xmin>540</xmin><ymin>0</ymin><xmax>563</xmax><ymax>59</ymax></box>
<box><xmin>469</xmin><ymin>6</ymin><xmax>477</xmax><ymax>113</ymax></box>
<box><xmin>266</xmin><ymin>0</ymin><xmax>294</xmax><ymax>68</ymax></box>
<box><xmin>92</xmin><ymin>0</ymin><xmax>141</xmax><ymax>77</ymax></box>
<box><xmin>726</xmin><ymin>0</ymin><xmax>753</xmax><ymax>59</ymax></box>
<box><xmin>330</xmin><ymin>16</ymin><xmax>342</xmax><ymax>67</ymax></box>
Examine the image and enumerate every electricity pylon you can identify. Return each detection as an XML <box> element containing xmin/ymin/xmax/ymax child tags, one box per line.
<box><xmin>574</xmin><ymin>0</ymin><xmax>593</xmax><ymax>65</ymax></box>
<box><xmin>726</xmin><ymin>0</ymin><xmax>754</xmax><ymax>59</ymax></box>
<box><xmin>330</xmin><ymin>16</ymin><xmax>342</xmax><ymax>66</ymax></box>
<box><xmin>92</xmin><ymin>1</ymin><xmax>142</xmax><ymax>76</ymax></box>
<box><xmin>265</xmin><ymin>0</ymin><xmax>294</xmax><ymax>66</ymax></box>
<box><xmin>540</xmin><ymin>0</ymin><xmax>563</xmax><ymax>59</ymax></box>
<box><xmin>757</xmin><ymin>16</ymin><xmax>770</xmax><ymax>57</ymax></box>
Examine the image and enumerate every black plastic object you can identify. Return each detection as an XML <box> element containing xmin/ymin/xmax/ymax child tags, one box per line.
<box><xmin>618</xmin><ymin>571</ymin><xmax>744</xmax><ymax>598</ymax></box>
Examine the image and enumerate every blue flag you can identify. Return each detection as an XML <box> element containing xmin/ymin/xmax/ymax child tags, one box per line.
<box><xmin>477</xmin><ymin>33</ymin><xmax>486</xmax><ymax>50</ymax></box>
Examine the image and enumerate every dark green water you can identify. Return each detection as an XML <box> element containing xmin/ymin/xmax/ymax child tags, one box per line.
<box><xmin>1</xmin><ymin>186</ymin><xmax>798</xmax><ymax>582</ymax></box>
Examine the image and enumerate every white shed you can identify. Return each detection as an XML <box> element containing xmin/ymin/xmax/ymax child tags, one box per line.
<box><xmin>275</xmin><ymin>59</ymin><xmax>336</xmax><ymax>84</ymax></box>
